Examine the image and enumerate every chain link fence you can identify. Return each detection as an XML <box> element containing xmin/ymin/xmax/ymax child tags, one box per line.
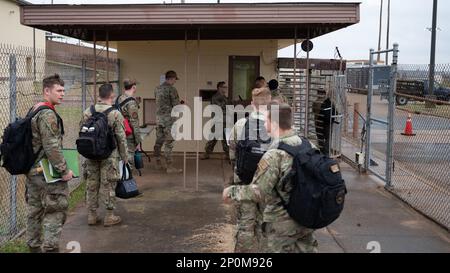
<box><xmin>45</xmin><ymin>40</ymin><xmax>120</xmax><ymax>149</ymax></box>
<box><xmin>341</xmin><ymin>63</ymin><xmax>450</xmax><ymax>230</ymax></box>
<box><xmin>391</xmin><ymin>63</ymin><xmax>450</xmax><ymax>229</ymax></box>
<box><xmin>0</xmin><ymin>41</ymin><xmax>120</xmax><ymax>247</ymax></box>
<box><xmin>0</xmin><ymin>44</ymin><xmax>45</xmax><ymax>246</ymax></box>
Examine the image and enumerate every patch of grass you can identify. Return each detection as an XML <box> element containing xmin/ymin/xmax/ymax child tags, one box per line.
<box><xmin>56</xmin><ymin>105</ymin><xmax>83</xmax><ymax>129</ymax></box>
<box><xmin>398</xmin><ymin>102</ymin><xmax>450</xmax><ymax>119</ymax></box>
<box><xmin>69</xmin><ymin>181</ymin><xmax>86</xmax><ymax>211</ymax></box>
<box><xmin>56</xmin><ymin>105</ymin><xmax>82</xmax><ymax>120</ymax></box>
<box><xmin>0</xmin><ymin>181</ymin><xmax>86</xmax><ymax>253</ymax></box>
<box><xmin>56</xmin><ymin>105</ymin><xmax>83</xmax><ymax>148</ymax></box>
<box><xmin>0</xmin><ymin>238</ymin><xmax>29</xmax><ymax>253</ymax></box>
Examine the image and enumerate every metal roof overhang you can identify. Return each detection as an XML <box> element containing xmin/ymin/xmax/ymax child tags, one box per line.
<box><xmin>20</xmin><ymin>3</ymin><xmax>360</xmax><ymax>41</ymax></box>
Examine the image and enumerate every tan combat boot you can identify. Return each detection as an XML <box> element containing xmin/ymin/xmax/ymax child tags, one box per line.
<box><xmin>88</xmin><ymin>210</ymin><xmax>100</xmax><ymax>225</ymax></box>
<box><xmin>103</xmin><ymin>210</ymin><xmax>122</xmax><ymax>227</ymax></box>
<box><xmin>166</xmin><ymin>162</ymin><xmax>182</xmax><ymax>174</ymax></box>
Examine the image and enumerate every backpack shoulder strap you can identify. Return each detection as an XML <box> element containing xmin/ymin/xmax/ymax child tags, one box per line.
<box><xmin>114</xmin><ymin>96</ymin><xmax>120</xmax><ymax>109</ymax></box>
<box><xmin>239</xmin><ymin>116</ymin><xmax>251</xmax><ymax>141</ymax></box>
<box><xmin>278</xmin><ymin>137</ymin><xmax>312</xmax><ymax>163</ymax></box>
<box><xmin>277</xmin><ymin>143</ymin><xmax>300</xmax><ymax>157</ymax></box>
<box><xmin>29</xmin><ymin>105</ymin><xmax>51</xmax><ymax>119</ymax></box>
<box><xmin>103</xmin><ymin>107</ymin><xmax>115</xmax><ymax>116</ymax></box>
<box><xmin>27</xmin><ymin>101</ymin><xmax>54</xmax><ymax>117</ymax></box>
<box><xmin>29</xmin><ymin>104</ymin><xmax>64</xmax><ymax>136</ymax></box>
<box><xmin>119</xmin><ymin>97</ymin><xmax>136</xmax><ymax>108</ymax></box>
<box><xmin>90</xmin><ymin>105</ymin><xmax>97</xmax><ymax>115</ymax></box>
<box><xmin>299</xmin><ymin>137</ymin><xmax>312</xmax><ymax>150</ymax></box>
<box><xmin>275</xmin><ymin>138</ymin><xmax>311</xmax><ymax>206</ymax></box>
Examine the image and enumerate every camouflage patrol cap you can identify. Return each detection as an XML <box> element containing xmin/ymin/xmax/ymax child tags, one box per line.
<box><xmin>123</xmin><ymin>78</ymin><xmax>137</xmax><ymax>90</ymax></box>
<box><xmin>165</xmin><ymin>70</ymin><xmax>179</xmax><ymax>80</ymax></box>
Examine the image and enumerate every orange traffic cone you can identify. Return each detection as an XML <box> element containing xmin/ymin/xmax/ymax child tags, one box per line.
<box><xmin>401</xmin><ymin>113</ymin><xmax>416</xmax><ymax>136</ymax></box>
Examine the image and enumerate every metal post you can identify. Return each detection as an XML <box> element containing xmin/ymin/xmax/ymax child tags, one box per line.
<box><xmin>328</xmin><ymin>80</ymin><xmax>334</xmax><ymax>157</ymax></box>
<box><xmin>183</xmin><ymin>29</ymin><xmax>188</xmax><ymax>189</ymax></box>
<box><xmin>364</xmin><ymin>49</ymin><xmax>375</xmax><ymax>171</ymax></box>
<box><xmin>335</xmin><ymin>76</ymin><xmax>345</xmax><ymax>157</ymax></box>
<box><xmin>116</xmin><ymin>59</ymin><xmax>121</xmax><ymax>96</ymax></box>
<box><xmin>9</xmin><ymin>56</ymin><xmax>17</xmax><ymax>126</ymax></box>
<box><xmin>428</xmin><ymin>0</ymin><xmax>438</xmax><ymax>97</ymax></box>
<box><xmin>106</xmin><ymin>30</ymin><xmax>110</xmax><ymax>83</ymax></box>
<box><xmin>196</xmin><ymin>28</ymin><xmax>200</xmax><ymax>191</ymax></box>
<box><xmin>386</xmin><ymin>43</ymin><xmax>399</xmax><ymax>188</ymax></box>
<box><xmin>341</xmin><ymin>76</ymin><xmax>348</xmax><ymax>137</ymax></box>
<box><xmin>183</xmin><ymin>150</ymin><xmax>186</xmax><ymax>189</ymax></box>
<box><xmin>336</xmin><ymin>47</ymin><xmax>343</xmax><ymax>76</ymax></box>
<box><xmin>9</xmin><ymin>54</ymin><xmax>17</xmax><ymax>235</ymax></box>
<box><xmin>81</xmin><ymin>59</ymin><xmax>87</xmax><ymax>111</ymax></box>
<box><xmin>184</xmin><ymin>29</ymin><xmax>188</xmax><ymax>110</ymax></box>
<box><xmin>293</xmin><ymin>27</ymin><xmax>297</xmax><ymax>124</ymax></box>
<box><xmin>305</xmin><ymin>37</ymin><xmax>311</xmax><ymax>138</ymax></box>
<box><xmin>385</xmin><ymin>0</ymin><xmax>391</xmax><ymax>64</ymax></box>
<box><xmin>93</xmin><ymin>30</ymin><xmax>97</xmax><ymax>103</ymax></box>
<box><xmin>377</xmin><ymin>0</ymin><xmax>384</xmax><ymax>64</ymax></box>
<box><xmin>33</xmin><ymin>28</ymin><xmax>36</xmax><ymax>81</ymax></box>
<box><xmin>353</xmin><ymin>103</ymin><xmax>360</xmax><ymax>139</ymax></box>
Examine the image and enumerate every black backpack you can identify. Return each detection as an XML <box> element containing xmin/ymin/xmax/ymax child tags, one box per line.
<box><xmin>276</xmin><ymin>137</ymin><xmax>347</xmax><ymax>229</ymax></box>
<box><xmin>0</xmin><ymin>104</ymin><xmax>63</xmax><ymax>175</ymax></box>
<box><xmin>235</xmin><ymin>116</ymin><xmax>271</xmax><ymax>184</ymax></box>
<box><xmin>76</xmin><ymin>106</ymin><xmax>116</xmax><ymax>160</ymax></box>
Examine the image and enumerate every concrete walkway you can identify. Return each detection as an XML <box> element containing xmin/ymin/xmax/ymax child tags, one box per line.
<box><xmin>60</xmin><ymin>155</ymin><xmax>450</xmax><ymax>253</ymax></box>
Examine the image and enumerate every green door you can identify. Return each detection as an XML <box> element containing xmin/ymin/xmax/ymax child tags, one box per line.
<box><xmin>229</xmin><ymin>56</ymin><xmax>260</xmax><ymax>103</ymax></box>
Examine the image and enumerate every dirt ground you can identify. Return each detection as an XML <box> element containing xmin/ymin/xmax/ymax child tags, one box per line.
<box><xmin>60</xmin><ymin>154</ymin><xmax>236</xmax><ymax>253</ymax></box>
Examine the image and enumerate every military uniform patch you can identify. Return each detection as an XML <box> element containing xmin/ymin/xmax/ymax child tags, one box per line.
<box><xmin>258</xmin><ymin>158</ymin><xmax>270</xmax><ymax>173</ymax></box>
<box><xmin>330</xmin><ymin>164</ymin><xmax>340</xmax><ymax>173</ymax></box>
<box><xmin>45</xmin><ymin>112</ymin><xmax>59</xmax><ymax>133</ymax></box>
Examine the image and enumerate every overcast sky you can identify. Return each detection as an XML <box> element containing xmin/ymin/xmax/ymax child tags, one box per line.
<box><xmin>28</xmin><ymin>0</ymin><xmax>450</xmax><ymax>64</ymax></box>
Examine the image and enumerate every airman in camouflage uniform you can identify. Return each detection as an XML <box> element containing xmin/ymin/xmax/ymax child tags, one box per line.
<box><xmin>82</xmin><ymin>83</ymin><xmax>128</xmax><ymax>227</ymax></box>
<box><xmin>227</xmin><ymin>88</ymin><xmax>271</xmax><ymax>253</ymax></box>
<box><xmin>201</xmin><ymin>81</ymin><xmax>230</xmax><ymax>160</ymax></box>
<box><xmin>116</xmin><ymin>79</ymin><xmax>143</xmax><ymax>167</ymax></box>
<box><xmin>224</xmin><ymin>103</ymin><xmax>318</xmax><ymax>253</ymax></box>
<box><xmin>154</xmin><ymin>70</ymin><xmax>182</xmax><ymax>174</ymax></box>
<box><xmin>26</xmin><ymin>74</ymin><xmax>74</xmax><ymax>253</ymax></box>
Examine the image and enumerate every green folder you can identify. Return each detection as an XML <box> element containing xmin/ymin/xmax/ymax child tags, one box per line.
<box><xmin>40</xmin><ymin>149</ymin><xmax>80</xmax><ymax>183</ymax></box>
